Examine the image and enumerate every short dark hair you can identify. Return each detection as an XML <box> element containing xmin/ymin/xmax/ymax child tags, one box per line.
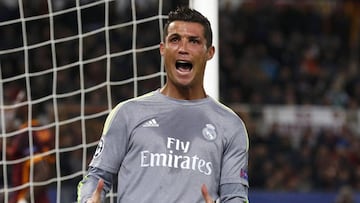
<box><xmin>163</xmin><ymin>7</ymin><xmax>213</xmax><ymax>48</ymax></box>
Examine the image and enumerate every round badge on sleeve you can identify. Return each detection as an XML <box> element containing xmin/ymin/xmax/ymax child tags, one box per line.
<box><xmin>94</xmin><ymin>137</ymin><xmax>104</xmax><ymax>158</ymax></box>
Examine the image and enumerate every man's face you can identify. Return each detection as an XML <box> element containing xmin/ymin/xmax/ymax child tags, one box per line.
<box><xmin>160</xmin><ymin>21</ymin><xmax>214</xmax><ymax>89</ymax></box>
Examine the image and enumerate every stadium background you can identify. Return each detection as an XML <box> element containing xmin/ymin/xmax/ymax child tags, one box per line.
<box><xmin>1</xmin><ymin>0</ymin><xmax>360</xmax><ymax>202</ymax></box>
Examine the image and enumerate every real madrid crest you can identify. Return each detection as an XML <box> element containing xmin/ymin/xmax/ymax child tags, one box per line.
<box><xmin>202</xmin><ymin>124</ymin><xmax>217</xmax><ymax>141</ymax></box>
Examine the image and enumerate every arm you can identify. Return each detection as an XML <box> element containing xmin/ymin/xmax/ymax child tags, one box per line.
<box><xmin>220</xmin><ymin>120</ymin><xmax>250</xmax><ymax>202</ymax></box>
<box><xmin>78</xmin><ymin>104</ymin><xmax>130</xmax><ymax>202</ymax></box>
<box><xmin>82</xmin><ymin>179</ymin><xmax>104</xmax><ymax>203</ymax></box>
<box><xmin>220</xmin><ymin>183</ymin><xmax>249</xmax><ymax>203</ymax></box>
<box><xmin>77</xmin><ymin>167</ymin><xmax>114</xmax><ymax>203</ymax></box>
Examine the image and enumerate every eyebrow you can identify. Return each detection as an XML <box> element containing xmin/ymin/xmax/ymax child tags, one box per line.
<box><xmin>168</xmin><ymin>33</ymin><xmax>201</xmax><ymax>40</ymax></box>
<box><xmin>188</xmin><ymin>36</ymin><xmax>201</xmax><ymax>40</ymax></box>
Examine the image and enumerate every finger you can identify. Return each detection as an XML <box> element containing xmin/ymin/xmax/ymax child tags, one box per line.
<box><xmin>94</xmin><ymin>179</ymin><xmax>104</xmax><ymax>197</ymax></box>
<box><xmin>201</xmin><ymin>184</ymin><xmax>214</xmax><ymax>203</ymax></box>
<box><xmin>89</xmin><ymin>179</ymin><xmax>104</xmax><ymax>203</ymax></box>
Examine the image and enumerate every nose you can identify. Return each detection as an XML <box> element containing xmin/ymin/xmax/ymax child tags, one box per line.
<box><xmin>178</xmin><ymin>40</ymin><xmax>188</xmax><ymax>55</ymax></box>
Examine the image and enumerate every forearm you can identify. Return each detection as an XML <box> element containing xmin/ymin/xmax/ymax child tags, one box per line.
<box><xmin>220</xmin><ymin>183</ymin><xmax>249</xmax><ymax>203</ymax></box>
<box><xmin>77</xmin><ymin>167</ymin><xmax>114</xmax><ymax>203</ymax></box>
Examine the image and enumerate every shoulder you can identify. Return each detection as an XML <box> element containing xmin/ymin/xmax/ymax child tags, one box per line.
<box><xmin>209</xmin><ymin>99</ymin><xmax>249</xmax><ymax>147</ymax></box>
<box><xmin>209</xmin><ymin>98</ymin><xmax>242</xmax><ymax>123</ymax></box>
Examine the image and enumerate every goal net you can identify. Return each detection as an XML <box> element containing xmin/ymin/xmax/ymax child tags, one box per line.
<box><xmin>0</xmin><ymin>0</ymin><xmax>190</xmax><ymax>202</ymax></box>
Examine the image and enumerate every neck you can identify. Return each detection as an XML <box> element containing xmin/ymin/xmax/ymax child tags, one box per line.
<box><xmin>160</xmin><ymin>84</ymin><xmax>206</xmax><ymax>100</ymax></box>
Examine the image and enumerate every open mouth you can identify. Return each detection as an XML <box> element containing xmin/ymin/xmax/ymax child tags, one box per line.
<box><xmin>175</xmin><ymin>60</ymin><xmax>193</xmax><ymax>72</ymax></box>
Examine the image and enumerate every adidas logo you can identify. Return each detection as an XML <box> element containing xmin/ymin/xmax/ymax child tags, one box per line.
<box><xmin>142</xmin><ymin>118</ymin><xmax>159</xmax><ymax>127</ymax></box>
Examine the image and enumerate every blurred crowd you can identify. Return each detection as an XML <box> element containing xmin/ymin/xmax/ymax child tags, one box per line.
<box><xmin>219</xmin><ymin>0</ymin><xmax>360</xmax><ymax>109</ymax></box>
<box><xmin>218</xmin><ymin>0</ymin><xmax>360</xmax><ymax>193</ymax></box>
<box><xmin>1</xmin><ymin>0</ymin><xmax>360</xmax><ymax>201</ymax></box>
<box><xmin>219</xmin><ymin>0</ymin><xmax>360</xmax><ymax>195</ymax></box>
<box><xmin>248</xmin><ymin>121</ymin><xmax>360</xmax><ymax>192</ymax></box>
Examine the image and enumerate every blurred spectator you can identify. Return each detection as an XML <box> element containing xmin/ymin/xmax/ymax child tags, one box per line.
<box><xmin>334</xmin><ymin>185</ymin><xmax>355</xmax><ymax>203</ymax></box>
<box><xmin>7</xmin><ymin>120</ymin><xmax>55</xmax><ymax>203</ymax></box>
<box><xmin>6</xmin><ymin>91</ymin><xmax>55</xmax><ymax>203</ymax></box>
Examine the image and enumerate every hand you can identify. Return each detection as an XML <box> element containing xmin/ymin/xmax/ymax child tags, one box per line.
<box><xmin>201</xmin><ymin>184</ymin><xmax>214</xmax><ymax>203</ymax></box>
<box><xmin>86</xmin><ymin>179</ymin><xmax>104</xmax><ymax>203</ymax></box>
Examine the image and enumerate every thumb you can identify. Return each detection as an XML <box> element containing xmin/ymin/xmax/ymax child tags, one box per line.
<box><xmin>89</xmin><ymin>179</ymin><xmax>104</xmax><ymax>203</ymax></box>
<box><xmin>201</xmin><ymin>184</ymin><xmax>214</xmax><ymax>203</ymax></box>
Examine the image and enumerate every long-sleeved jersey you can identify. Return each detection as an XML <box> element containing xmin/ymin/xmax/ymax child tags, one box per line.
<box><xmin>77</xmin><ymin>90</ymin><xmax>249</xmax><ymax>203</ymax></box>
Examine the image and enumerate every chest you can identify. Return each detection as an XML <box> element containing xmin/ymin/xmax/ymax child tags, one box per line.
<box><xmin>134</xmin><ymin>109</ymin><xmax>221</xmax><ymax>151</ymax></box>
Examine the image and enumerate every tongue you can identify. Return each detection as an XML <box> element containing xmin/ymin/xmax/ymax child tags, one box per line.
<box><xmin>178</xmin><ymin>66</ymin><xmax>191</xmax><ymax>72</ymax></box>
<box><xmin>177</xmin><ymin>63</ymin><xmax>192</xmax><ymax>72</ymax></box>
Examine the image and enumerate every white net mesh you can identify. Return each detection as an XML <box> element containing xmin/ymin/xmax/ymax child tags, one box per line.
<box><xmin>0</xmin><ymin>0</ymin><xmax>188</xmax><ymax>202</ymax></box>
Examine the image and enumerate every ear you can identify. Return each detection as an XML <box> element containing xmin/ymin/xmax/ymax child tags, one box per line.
<box><xmin>159</xmin><ymin>42</ymin><xmax>165</xmax><ymax>56</ymax></box>
<box><xmin>206</xmin><ymin>46</ymin><xmax>215</xmax><ymax>61</ymax></box>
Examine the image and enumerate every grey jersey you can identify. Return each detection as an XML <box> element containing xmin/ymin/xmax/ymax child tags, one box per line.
<box><xmin>83</xmin><ymin>90</ymin><xmax>249</xmax><ymax>203</ymax></box>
